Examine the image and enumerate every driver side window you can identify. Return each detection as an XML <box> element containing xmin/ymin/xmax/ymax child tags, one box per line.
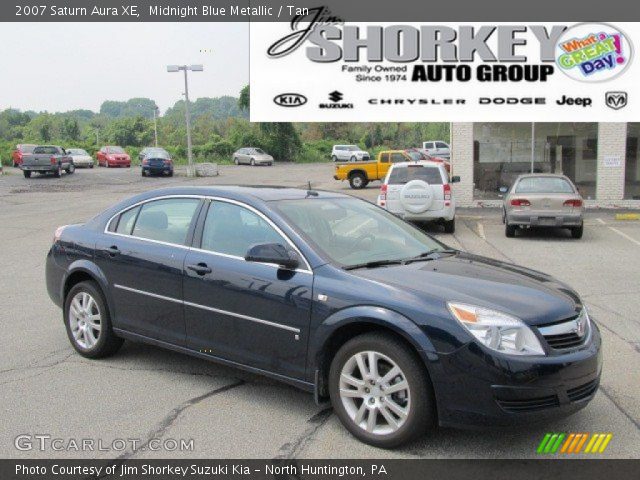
<box><xmin>200</xmin><ymin>201</ymin><xmax>286</xmax><ymax>258</ymax></box>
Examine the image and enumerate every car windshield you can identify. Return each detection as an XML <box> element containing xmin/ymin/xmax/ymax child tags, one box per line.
<box><xmin>68</xmin><ymin>149</ymin><xmax>88</xmax><ymax>155</ymax></box>
<box><xmin>274</xmin><ymin>198</ymin><xmax>445</xmax><ymax>267</ymax></box>
<box><xmin>515</xmin><ymin>177</ymin><xmax>575</xmax><ymax>194</ymax></box>
<box><xmin>388</xmin><ymin>166</ymin><xmax>443</xmax><ymax>185</ymax></box>
<box><xmin>253</xmin><ymin>148</ymin><xmax>266</xmax><ymax>154</ymax></box>
<box><xmin>108</xmin><ymin>147</ymin><xmax>125</xmax><ymax>154</ymax></box>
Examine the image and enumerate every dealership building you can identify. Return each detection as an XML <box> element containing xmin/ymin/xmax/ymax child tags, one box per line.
<box><xmin>450</xmin><ymin>123</ymin><xmax>640</xmax><ymax>207</ymax></box>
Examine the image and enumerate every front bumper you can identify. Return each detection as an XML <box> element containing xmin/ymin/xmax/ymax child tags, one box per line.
<box><xmin>507</xmin><ymin>211</ymin><xmax>583</xmax><ymax>227</ymax></box>
<box><xmin>432</xmin><ymin>321</ymin><xmax>602</xmax><ymax>428</ymax></box>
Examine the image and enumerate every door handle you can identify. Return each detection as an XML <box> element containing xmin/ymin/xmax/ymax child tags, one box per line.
<box><xmin>187</xmin><ymin>263</ymin><xmax>212</xmax><ymax>275</ymax></box>
<box><xmin>107</xmin><ymin>245</ymin><xmax>120</xmax><ymax>257</ymax></box>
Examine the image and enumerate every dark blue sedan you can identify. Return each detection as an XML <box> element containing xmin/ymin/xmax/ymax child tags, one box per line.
<box><xmin>46</xmin><ymin>186</ymin><xmax>601</xmax><ymax>448</ymax></box>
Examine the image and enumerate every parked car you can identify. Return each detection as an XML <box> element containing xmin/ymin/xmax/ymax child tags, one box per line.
<box><xmin>232</xmin><ymin>148</ymin><xmax>274</xmax><ymax>166</ymax></box>
<box><xmin>406</xmin><ymin>148</ymin><xmax>451</xmax><ymax>173</ymax></box>
<box><xmin>377</xmin><ymin>161</ymin><xmax>459</xmax><ymax>233</ymax></box>
<box><xmin>503</xmin><ymin>174</ymin><xmax>585</xmax><ymax>239</ymax></box>
<box><xmin>11</xmin><ymin>144</ymin><xmax>37</xmax><ymax>167</ymax></box>
<box><xmin>141</xmin><ymin>149</ymin><xmax>173</xmax><ymax>177</ymax></box>
<box><xmin>422</xmin><ymin>141</ymin><xmax>450</xmax><ymax>160</ymax></box>
<box><xmin>139</xmin><ymin>147</ymin><xmax>170</xmax><ymax>164</ymax></box>
<box><xmin>66</xmin><ymin>148</ymin><xmax>94</xmax><ymax>168</ymax></box>
<box><xmin>334</xmin><ymin>150</ymin><xmax>413</xmax><ymax>189</ymax></box>
<box><xmin>20</xmin><ymin>145</ymin><xmax>75</xmax><ymax>178</ymax></box>
<box><xmin>332</xmin><ymin>145</ymin><xmax>370</xmax><ymax>162</ymax></box>
<box><xmin>97</xmin><ymin>146</ymin><xmax>131</xmax><ymax>168</ymax></box>
<box><xmin>46</xmin><ymin>186</ymin><xmax>601</xmax><ymax>448</ymax></box>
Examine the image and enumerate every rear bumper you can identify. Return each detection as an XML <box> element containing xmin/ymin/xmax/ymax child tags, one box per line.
<box><xmin>143</xmin><ymin>165</ymin><xmax>173</xmax><ymax>174</ymax></box>
<box><xmin>507</xmin><ymin>211</ymin><xmax>583</xmax><ymax>227</ymax></box>
<box><xmin>432</xmin><ymin>322</ymin><xmax>602</xmax><ymax>428</ymax></box>
<box><xmin>21</xmin><ymin>165</ymin><xmax>56</xmax><ymax>172</ymax></box>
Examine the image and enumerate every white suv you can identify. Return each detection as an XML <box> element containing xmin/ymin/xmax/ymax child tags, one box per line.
<box><xmin>377</xmin><ymin>161</ymin><xmax>459</xmax><ymax>233</ymax></box>
<box><xmin>332</xmin><ymin>145</ymin><xmax>370</xmax><ymax>162</ymax></box>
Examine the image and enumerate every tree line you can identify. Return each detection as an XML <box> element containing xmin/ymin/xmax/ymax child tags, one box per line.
<box><xmin>1</xmin><ymin>85</ymin><xmax>449</xmax><ymax>166</ymax></box>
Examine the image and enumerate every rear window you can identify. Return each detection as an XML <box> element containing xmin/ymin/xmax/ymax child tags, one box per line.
<box><xmin>388</xmin><ymin>166</ymin><xmax>443</xmax><ymax>185</ymax></box>
<box><xmin>33</xmin><ymin>146</ymin><xmax>59</xmax><ymax>155</ymax></box>
<box><xmin>20</xmin><ymin>145</ymin><xmax>36</xmax><ymax>153</ymax></box>
<box><xmin>515</xmin><ymin>177</ymin><xmax>574</xmax><ymax>194</ymax></box>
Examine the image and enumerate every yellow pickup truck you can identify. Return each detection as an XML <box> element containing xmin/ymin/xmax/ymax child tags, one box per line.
<box><xmin>333</xmin><ymin>150</ymin><xmax>413</xmax><ymax>189</ymax></box>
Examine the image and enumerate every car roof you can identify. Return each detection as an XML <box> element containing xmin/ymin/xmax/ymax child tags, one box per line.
<box><xmin>390</xmin><ymin>161</ymin><xmax>444</xmax><ymax>169</ymax></box>
<box><xmin>514</xmin><ymin>173</ymin><xmax>573</xmax><ymax>180</ymax></box>
<box><xmin>118</xmin><ymin>186</ymin><xmax>350</xmax><ymax>204</ymax></box>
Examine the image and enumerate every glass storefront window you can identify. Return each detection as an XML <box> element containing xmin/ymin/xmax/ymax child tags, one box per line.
<box><xmin>473</xmin><ymin>123</ymin><xmax>598</xmax><ymax>200</ymax></box>
<box><xmin>625</xmin><ymin>123</ymin><xmax>640</xmax><ymax>200</ymax></box>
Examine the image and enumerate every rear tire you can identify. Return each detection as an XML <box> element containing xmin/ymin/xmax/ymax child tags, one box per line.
<box><xmin>571</xmin><ymin>224</ymin><xmax>584</xmax><ymax>239</ymax></box>
<box><xmin>53</xmin><ymin>165</ymin><xmax>62</xmax><ymax>178</ymax></box>
<box><xmin>349</xmin><ymin>172</ymin><xmax>367</xmax><ymax>189</ymax></box>
<box><xmin>505</xmin><ymin>223</ymin><xmax>516</xmax><ymax>238</ymax></box>
<box><xmin>64</xmin><ymin>281</ymin><xmax>123</xmax><ymax>359</ymax></box>
<box><xmin>234</xmin><ymin>157</ymin><xmax>239</xmax><ymax>165</ymax></box>
<box><xmin>250</xmin><ymin>158</ymin><xmax>256</xmax><ymax>166</ymax></box>
<box><xmin>332</xmin><ymin>155</ymin><xmax>338</xmax><ymax>162</ymax></box>
<box><xmin>23</xmin><ymin>170</ymin><xmax>31</xmax><ymax>178</ymax></box>
<box><xmin>329</xmin><ymin>332</ymin><xmax>435</xmax><ymax>449</ymax></box>
<box><xmin>443</xmin><ymin>218</ymin><xmax>455</xmax><ymax>234</ymax></box>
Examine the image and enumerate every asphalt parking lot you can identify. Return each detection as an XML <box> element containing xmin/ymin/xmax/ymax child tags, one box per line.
<box><xmin>1</xmin><ymin>163</ymin><xmax>639</xmax><ymax>459</ymax></box>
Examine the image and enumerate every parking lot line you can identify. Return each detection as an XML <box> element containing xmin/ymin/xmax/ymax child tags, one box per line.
<box><xmin>597</xmin><ymin>218</ymin><xmax>640</xmax><ymax>247</ymax></box>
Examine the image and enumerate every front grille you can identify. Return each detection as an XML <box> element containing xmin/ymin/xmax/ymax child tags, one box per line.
<box><xmin>543</xmin><ymin>332</ymin><xmax>584</xmax><ymax>349</ymax></box>
<box><xmin>497</xmin><ymin>394</ymin><xmax>559</xmax><ymax>413</ymax></box>
<box><xmin>567</xmin><ymin>380</ymin><xmax>598</xmax><ymax>402</ymax></box>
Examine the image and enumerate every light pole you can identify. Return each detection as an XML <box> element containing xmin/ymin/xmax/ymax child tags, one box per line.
<box><xmin>167</xmin><ymin>64</ymin><xmax>203</xmax><ymax>177</ymax></box>
<box><xmin>137</xmin><ymin>104</ymin><xmax>159</xmax><ymax>147</ymax></box>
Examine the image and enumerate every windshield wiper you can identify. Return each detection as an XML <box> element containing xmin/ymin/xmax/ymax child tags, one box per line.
<box><xmin>343</xmin><ymin>259</ymin><xmax>404</xmax><ymax>270</ymax></box>
<box><xmin>402</xmin><ymin>248</ymin><xmax>458</xmax><ymax>265</ymax></box>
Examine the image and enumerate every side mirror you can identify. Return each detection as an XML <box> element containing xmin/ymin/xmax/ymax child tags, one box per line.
<box><xmin>451</xmin><ymin>175</ymin><xmax>461</xmax><ymax>183</ymax></box>
<box><xmin>245</xmin><ymin>243</ymin><xmax>299</xmax><ymax>270</ymax></box>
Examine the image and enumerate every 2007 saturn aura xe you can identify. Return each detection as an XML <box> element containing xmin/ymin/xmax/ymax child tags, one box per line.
<box><xmin>46</xmin><ymin>186</ymin><xmax>602</xmax><ymax>448</ymax></box>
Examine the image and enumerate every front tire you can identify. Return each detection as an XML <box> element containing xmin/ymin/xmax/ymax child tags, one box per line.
<box><xmin>250</xmin><ymin>158</ymin><xmax>256</xmax><ymax>166</ymax></box>
<box><xmin>350</xmin><ymin>156</ymin><xmax>357</xmax><ymax>162</ymax></box>
<box><xmin>66</xmin><ymin>164</ymin><xmax>75</xmax><ymax>175</ymax></box>
<box><xmin>329</xmin><ymin>333</ymin><xmax>435</xmax><ymax>448</ymax></box>
<box><xmin>64</xmin><ymin>281</ymin><xmax>123</xmax><ymax>359</ymax></box>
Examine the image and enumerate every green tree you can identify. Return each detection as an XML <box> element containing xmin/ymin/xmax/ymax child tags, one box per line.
<box><xmin>239</xmin><ymin>85</ymin><xmax>250</xmax><ymax>111</ymax></box>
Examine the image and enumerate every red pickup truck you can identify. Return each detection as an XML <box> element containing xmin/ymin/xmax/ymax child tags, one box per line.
<box><xmin>96</xmin><ymin>146</ymin><xmax>131</xmax><ymax>168</ymax></box>
<box><xmin>12</xmin><ymin>144</ymin><xmax>37</xmax><ymax>167</ymax></box>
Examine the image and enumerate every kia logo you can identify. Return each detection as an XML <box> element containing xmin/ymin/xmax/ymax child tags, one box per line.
<box><xmin>273</xmin><ymin>93</ymin><xmax>307</xmax><ymax>107</ymax></box>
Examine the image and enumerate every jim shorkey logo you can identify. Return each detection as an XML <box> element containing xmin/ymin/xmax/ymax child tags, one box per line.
<box><xmin>267</xmin><ymin>17</ymin><xmax>633</xmax><ymax>84</ymax></box>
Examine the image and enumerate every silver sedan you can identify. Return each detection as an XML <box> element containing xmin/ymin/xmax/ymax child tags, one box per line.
<box><xmin>232</xmin><ymin>147</ymin><xmax>274</xmax><ymax>166</ymax></box>
<box><xmin>503</xmin><ymin>174</ymin><xmax>584</xmax><ymax>239</ymax></box>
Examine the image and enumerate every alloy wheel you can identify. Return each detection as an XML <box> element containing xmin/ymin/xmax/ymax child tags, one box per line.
<box><xmin>68</xmin><ymin>291</ymin><xmax>102</xmax><ymax>349</ymax></box>
<box><xmin>339</xmin><ymin>350</ymin><xmax>411</xmax><ymax>435</ymax></box>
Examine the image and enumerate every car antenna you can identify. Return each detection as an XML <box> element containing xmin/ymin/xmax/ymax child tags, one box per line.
<box><xmin>306</xmin><ymin>181</ymin><xmax>319</xmax><ymax>197</ymax></box>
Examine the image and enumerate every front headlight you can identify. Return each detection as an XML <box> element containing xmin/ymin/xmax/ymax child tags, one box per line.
<box><xmin>448</xmin><ymin>302</ymin><xmax>545</xmax><ymax>356</ymax></box>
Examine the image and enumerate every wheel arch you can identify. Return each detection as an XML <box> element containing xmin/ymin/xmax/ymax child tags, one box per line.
<box><xmin>347</xmin><ymin>169</ymin><xmax>368</xmax><ymax>180</ymax></box>
<box><xmin>62</xmin><ymin>261</ymin><xmax>113</xmax><ymax>320</ymax></box>
<box><xmin>311</xmin><ymin>306</ymin><xmax>439</xmax><ymax>400</ymax></box>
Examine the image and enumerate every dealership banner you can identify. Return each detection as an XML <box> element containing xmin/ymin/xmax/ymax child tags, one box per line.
<box><xmin>250</xmin><ymin>21</ymin><xmax>639</xmax><ymax>122</ymax></box>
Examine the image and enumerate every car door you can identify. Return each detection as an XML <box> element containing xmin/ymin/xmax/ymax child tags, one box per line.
<box><xmin>96</xmin><ymin>197</ymin><xmax>203</xmax><ymax>345</ymax></box>
<box><xmin>183</xmin><ymin>199</ymin><xmax>313</xmax><ymax>380</ymax></box>
<box><xmin>435</xmin><ymin>141</ymin><xmax>450</xmax><ymax>158</ymax></box>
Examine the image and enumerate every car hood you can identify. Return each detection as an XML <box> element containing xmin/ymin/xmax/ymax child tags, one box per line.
<box><xmin>351</xmin><ymin>252</ymin><xmax>581</xmax><ymax>326</ymax></box>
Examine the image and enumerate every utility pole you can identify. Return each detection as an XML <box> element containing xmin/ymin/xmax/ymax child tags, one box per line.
<box><xmin>167</xmin><ymin>64</ymin><xmax>203</xmax><ymax>177</ymax></box>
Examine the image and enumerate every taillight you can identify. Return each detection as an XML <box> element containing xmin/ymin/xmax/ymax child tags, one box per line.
<box><xmin>443</xmin><ymin>183</ymin><xmax>451</xmax><ymax>201</ymax></box>
<box><xmin>50</xmin><ymin>157</ymin><xmax>57</xmax><ymax>165</ymax></box>
<box><xmin>510</xmin><ymin>199</ymin><xmax>531</xmax><ymax>207</ymax></box>
<box><xmin>53</xmin><ymin>225</ymin><xmax>67</xmax><ymax>243</ymax></box>
<box><xmin>379</xmin><ymin>184</ymin><xmax>387</xmax><ymax>204</ymax></box>
<box><xmin>142</xmin><ymin>159</ymin><xmax>149</xmax><ymax>165</ymax></box>
<box><xmin>164</xmin><ymin>160</ymin><xmax>172</xmax><ymax>165</ymax></box>
<box><xmin>564</xmin><ymin>199</ymin><xmax>583</xmax><ymax>207</ymax></box>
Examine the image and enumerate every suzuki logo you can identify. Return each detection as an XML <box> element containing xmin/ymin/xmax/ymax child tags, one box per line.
<box><xmin>329</xmin><ymin>90</ymin><xmax>343</xmax><ymax>102</ymax></box>
<box><xmin>273</xmin><ymin>93</ymin><xmax>307</xmax><ymax>107</ymax></box>
<box><xmin>605</xmin><ymin>91</ymin><xmax>628</xmax><ymax>110</ymax></box>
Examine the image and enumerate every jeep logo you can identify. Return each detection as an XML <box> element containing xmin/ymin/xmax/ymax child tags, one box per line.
<box><xmin>273</xmin><ymin>93</ymin><xmax>307</xmax><ymax>107</ymax></box>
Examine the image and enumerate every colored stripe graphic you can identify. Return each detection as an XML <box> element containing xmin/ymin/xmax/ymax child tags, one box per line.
<box><xmin>538</xmin><ymin>433</ymin><xmax>613</xmax><ymax>454</ymax></box>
